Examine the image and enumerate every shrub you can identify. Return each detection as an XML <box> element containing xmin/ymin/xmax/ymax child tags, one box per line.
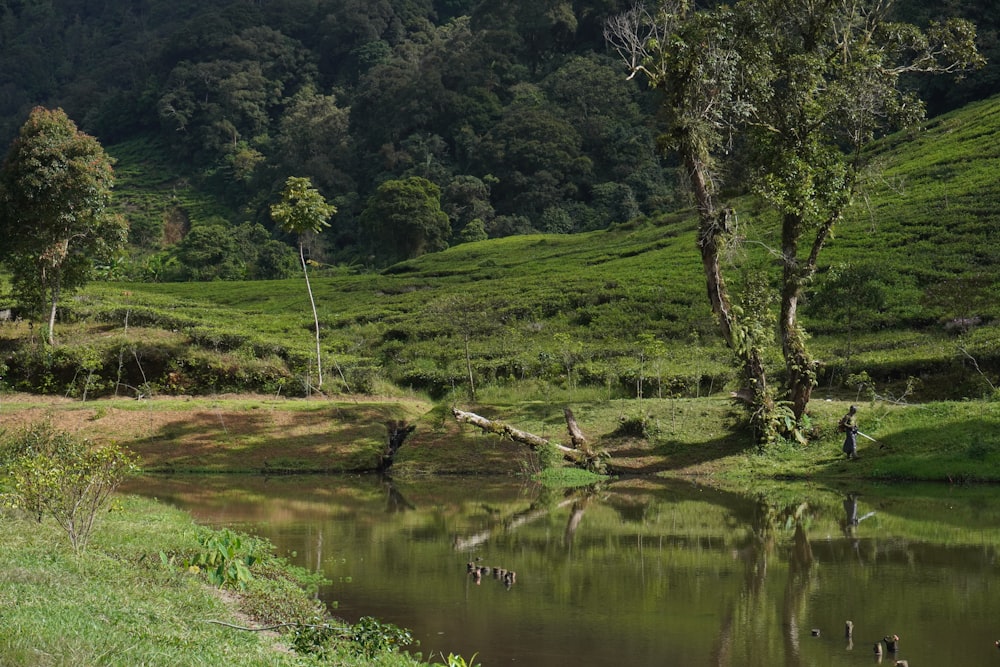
<box><xmin>349</xmin><ymin>616</ymin><xmax>416</xmax><ymax>658</ymax></box>
<box><xmin>3</xmin><ymin>421</ymin><xmax>139</xmax><ymax>552</ymax></box>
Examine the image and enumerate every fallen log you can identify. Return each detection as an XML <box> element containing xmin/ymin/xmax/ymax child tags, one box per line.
<box><xmin>451</xmin><ymin>407</ymin><xmax>601</xmax><ymax>470</ymax></box>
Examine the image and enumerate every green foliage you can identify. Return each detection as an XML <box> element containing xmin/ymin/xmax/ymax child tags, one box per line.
<box><xmin>348</xmin><ymin>616</ymin><xmax>416</xmax><ymax>658</ymax></box>
<box><xmin>165</xmin><ymin>221</ymin><xmax>296</xmax><ymax>281</ymax></box>
<box><xmin>2</xmin><ymin>421</ymin><xmax>139</xmax><ymax>552</ymax></box>
<box><xmin>181</xmin><ymin>528</ymin><xmax>265</xmax><ymax>590</ymax></box>
<box><xmin>288</xmin><ymin>618</ymin><xmax>346</xmax><ymax>657</ymax></box>
<box><xmin>608</xmin><ymin>0</ymin><xmax>985</xmax><ymax>427</ymax></box>
<box><xmin>0</xmin><ymin>107</ymin><xmax>126</xmax><ymax>341</ymax></box>
<box><xmin>0</xmin><ymin>0</ymin><xmax>994</xmax><ymax>274</ymax></box>
<box><xmin>613</xmin><ymin>413</ymin><xmax>653</xmax><ymax>439</ymax></box>
<box><xmin>8</xmin><ymin>79</ymin><xmax>1000</xmax><ymax>404</ymax></box>
<box><xmin>271</xmin><ymin>176</ymin><xmax>336</xmax><ymax>237</ymax></box>
<box><xmin>846</xmin><ymin>372</ymin><xmax>877</xmax><ymax>402</ymax></box>
<box><xmin>363</xmin><ymin>177</ymin><xmax>451</xmax><ymax>266</ymax></box>
<box><xmin>434</xmin><ymin>653</ymin><xmax>481</xmax><ymax>667</ymax></box>
<box><xmin>286</xmin><ymin>615</ymin><xmax>417</xmax><ymax>662</ymax></box>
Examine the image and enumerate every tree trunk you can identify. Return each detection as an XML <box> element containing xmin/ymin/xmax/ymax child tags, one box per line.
<box><xmin>451</xmin><ymin>407</ymin><xmax>599</xmax><ymax>470</ymax></box>
<box><xmin>780</xmin><ymin>288</ymin><xmax>815</xmax><ymax>420</ymax></box>
<box><xmin>464</xmin><ymin>332</ymin><xmax>475</xmax><ymax>400</ymax></box>
<box><xmin>564</xmin><ymin>408</ymin><xmax>588</xmax><ymax>451</ymax></box>
<box><xmin>686</xmin><ymin>153</ymin><xmax>773</xmax><ymax>434</ymax></box>
<box><xmin>380</xmin><ymin>420</ymin><xmax>416</xmax><ymax>472</ymax></box>
<box><xmin>779</xmin><ymin>213</ymin><xmax>818</xmax><ymax>421</ymax></box>
<box><xmin>47</xmin><ymin>285</ymin><xmax>60</xmax><ymax>346</ymax></box>
<box><xmin>299</xmin><ymin>241</ymin><xmax>323</xmax><ymax>390</ymax></box>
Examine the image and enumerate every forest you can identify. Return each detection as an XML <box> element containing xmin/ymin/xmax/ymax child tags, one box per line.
<box><xmin>1</xmin><ymin>0</ymin><xmax>998</xmax><ymax>278</ymax></box>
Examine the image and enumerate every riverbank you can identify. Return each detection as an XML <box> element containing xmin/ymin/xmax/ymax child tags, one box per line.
<box><xmin>3</xmin><ymin>392</ymin><xmax>1000</xmax><ymax>482</ymax></box>
<box><xmin>0</xmin><ymin>497</ymin><xmax>364</xmax><ymax>667</ymax></box>
<box><xmin>0</xmin><ymin>494</ymin><xmax>441</xmax><ymax>666</ymax></box>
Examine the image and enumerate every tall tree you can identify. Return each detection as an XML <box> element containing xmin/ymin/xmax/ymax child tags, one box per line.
<box><xmin>743</xmin><ymin>0</ymin><xmax>983</xmax><ymax>420</ymax></box>
<box><xmin>606</xmin><ymin>2</ymin><xmax>776</xmax><ymax>439</ymax></box>
<box><xmin>270</xmin><ymin>176</ymin><xmax>337</xmax><ymax>391</ymax></box>
<box><xmin>0</xmin><ymin>107</ymin><xmax>126</xmax><ymax>345</ymax></box>
<box><xmin>608</xmin><ymin>0</ymin><xmax>982</xmax><ymax>439</ymax></box>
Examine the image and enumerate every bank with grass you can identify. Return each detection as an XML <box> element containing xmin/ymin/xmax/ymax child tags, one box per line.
<box><xmin>4</xmin><ymin>392</ymin><xmax>1000</xmax><ymax>483</ymax></box>
<box><xmin>0</xmin><ymin>491</ymin><xmax>487</xmax><ymax>666</ymax></box>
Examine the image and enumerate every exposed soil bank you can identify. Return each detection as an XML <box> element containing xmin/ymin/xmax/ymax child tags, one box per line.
<box><xmin>0</xmin><ymin>393</ymin><xmax>746</xmax><ymax>477</ymax></box>
<box><xmin>6</xmin><ymin>393</ymin><xmax>998</xmax><ymax>483</ymax></box>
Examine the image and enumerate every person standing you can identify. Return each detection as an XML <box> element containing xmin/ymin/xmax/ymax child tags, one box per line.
<box><xmin>839</xmin><ymin>405</ymin><xmax>859</xmax><ymax>459</ymax></box>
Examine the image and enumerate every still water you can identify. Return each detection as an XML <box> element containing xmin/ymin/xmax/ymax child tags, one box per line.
<box><xmin>123</xmin><ymin>474</ymin><xmax>1000</xmax><ymax>666</ymax></box>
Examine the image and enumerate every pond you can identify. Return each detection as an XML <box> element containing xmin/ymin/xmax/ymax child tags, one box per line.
<box><xmin>122</xmin><ymin>474</ymin><xmax>1000</xmax><ymax>666</ymax></box>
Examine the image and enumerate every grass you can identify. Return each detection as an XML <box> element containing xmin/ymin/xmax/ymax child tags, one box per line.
<box><xmin>12</xmin><ymin>89</ymin><xmax>1000</xmax><ymax>403</ymax></box>
<box><xmin>4</xmin><ymin>101</ymin><xmax>1000</xmax><ymax>411</ymax></box>
<box><xmin>4</xmin><ymin>94</ymin><xmax>1000</xmax><ymax>479</ymax></box>
<box><xmin>0</xmin><ymin>496</ymin><xmax>314</xmax><ymax>667</ymax></box>
<box><xmin>0</xmin><ymin>493</ymin><xmax>481</xmax><ymax>666</ymax></box>
<box><xmin>8</xmin><ymin>95</ymin><xmax>1000</xmax><ymax>667</ymax></box>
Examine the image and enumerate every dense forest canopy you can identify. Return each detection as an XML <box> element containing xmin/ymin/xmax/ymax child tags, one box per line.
<box><xmin>0</xmin><ymin>0</ymin><xmax>995</xmax><ymax>275</ymax></box>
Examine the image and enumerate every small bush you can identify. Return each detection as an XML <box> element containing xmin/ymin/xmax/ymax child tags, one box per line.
<box><xmin>614</xmin><ymin>414</ymin><xmax>652</xmax><ymax>438</ymax></box>
<box><xmin>3</xmin><ymin>421</ymin><xmax>139</xmax><ymax>552</ymax></box>
<box><xmin>183</xmin><ymin>528</ymin><xmax>266</xmax><ymax>590</ymax></box>
<box><xmin>349</xmin><ymin>616</ymin><xmax>416</xmax><ymax>658</ymax></box>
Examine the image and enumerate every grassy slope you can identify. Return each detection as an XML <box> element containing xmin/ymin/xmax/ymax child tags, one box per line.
<box><xmin>0</xmin><ymin>494</ymin><xmax>434</xmax><ymax>667</ymax></box>
<box><xmin>0</xmin><ymin>496</ymin><xmax>314</xmax><ymax>667</ymax></box>
<box><xmin>77</xmin><ymin>96</ymin><xmax>1000</xmax><ymax>402</ymax></box>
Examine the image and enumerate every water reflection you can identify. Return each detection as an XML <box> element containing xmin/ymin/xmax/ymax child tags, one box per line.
<box><xmin>122</xmin><ymin>475</ymin><xmax>1000</xmax><ymax>667</ymax></box>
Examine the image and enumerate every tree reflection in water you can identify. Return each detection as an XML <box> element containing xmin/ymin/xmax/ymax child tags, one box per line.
<box><xmin>122</xmin><ymin>474</ymin><xmax>1000</xmax><ymax>667</ymax></box>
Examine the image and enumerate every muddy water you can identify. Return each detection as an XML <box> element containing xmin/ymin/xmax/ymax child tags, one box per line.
<box><xmin>123</xmin><ymin>474</ymin><xmax>1000</xmax><ymax>666</ymax></box>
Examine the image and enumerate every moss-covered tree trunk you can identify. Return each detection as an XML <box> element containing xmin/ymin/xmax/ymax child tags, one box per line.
<box><xmin>687</xmin><ymin>153</ymin><xmax>773</xmax><ymax>437</ymax></box>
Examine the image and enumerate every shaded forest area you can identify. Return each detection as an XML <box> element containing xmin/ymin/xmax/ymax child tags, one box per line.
<box><xmin>1</xmin><ymin>0</ymin><xmax>996</xmax><ymax>275</ymax></box>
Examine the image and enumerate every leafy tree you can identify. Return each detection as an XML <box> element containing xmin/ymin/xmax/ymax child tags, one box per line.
<box><xmin>274</xmin><ymin>87</ymin><xmax>356</xmax><ymax>196</ymax></box>
<box><xmin>167</xmin><ymin>221</ymin><xmax>293</xmax><ymax>281</ymax></box>
<box><xmin>541</xmin><ymin>54</ymin><xmax>667</xmax><ymax>213</ymax></box>
<box><xmin>171</xmin><ymin>223</ymin><xmax>244</xmax><ymax>280</ymax></box>
<box><xmin>442</xmin><ymin>174</ymin><xmax>495</xmax><ymax>237</ymax></box>
<box><xmin>474</xmin><ymin>84</ymin><xmax>591</xmax><ymax>219</ymax></box>
<box><xmin>350</xmin><ymin>16</ymin><xmax>498</xmax><ymax>172</ymax></box>
<box><xmin>316</xmin><ymin>0</ymin><xmax>406</xmax><ymax>83</ymax></box>
<box><xmin>609</xmin><ymin>0</ymin><xmax>982</xmax><ymax>438</ymax></box>
<box><xmin>252</xmin><ymin>239</ymin><xmax>299</xmax><ymax>280</ymax></box>
<box><xmin>472</xmin><ymin>0</ymin><xmax>578</xmax><ymax>74</ymax></box>
<box><xmin>361</xmin><ymin>176</ymin><xmax>450</xmax><ymax>265</ymax></box>
<box><xmin>606</xmin><ymin>3</ymin><xmax>774</xmax><ymax>438</ymax></box>
<box><xmin>157</xmin><ymin>26</ymin><xmax>315</xmax><ymax>170</ymax></box>
<box><xmin>270</xmin><ymin>176</ymin><xmax>337</xmax><ymax>391</ymax></box>
<box><xmin>742</xmin><ymin>0</ymin><xmax>983</xmax><ymax>419</ymax></box>
<box><xmin>0</xmin><ymin>107</ymin><xmax>126</xmax><ymax>345</ymax></box>
<box><xmin>459</xmin><ymin>218</ymin><xmax>489</xmax><ymax>244</ymax></box>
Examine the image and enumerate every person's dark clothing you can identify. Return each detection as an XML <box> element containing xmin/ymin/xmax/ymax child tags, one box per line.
<box><xmin>839</xmin><ymin>408</ymin><xmax>859</xmax><ymax>459</ymax></box>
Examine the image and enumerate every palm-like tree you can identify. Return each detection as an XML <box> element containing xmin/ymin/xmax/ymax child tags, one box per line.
<box><xmin>270</xmin><ymin>176</ymin><xmax>336</xmax><ymax>391</ymax></box>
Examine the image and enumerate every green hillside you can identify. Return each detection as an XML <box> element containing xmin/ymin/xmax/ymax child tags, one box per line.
<box><xmin>3</xmin><ymin>96</ymin><xmax>1000</xmax><ymax>403</ymax></box>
